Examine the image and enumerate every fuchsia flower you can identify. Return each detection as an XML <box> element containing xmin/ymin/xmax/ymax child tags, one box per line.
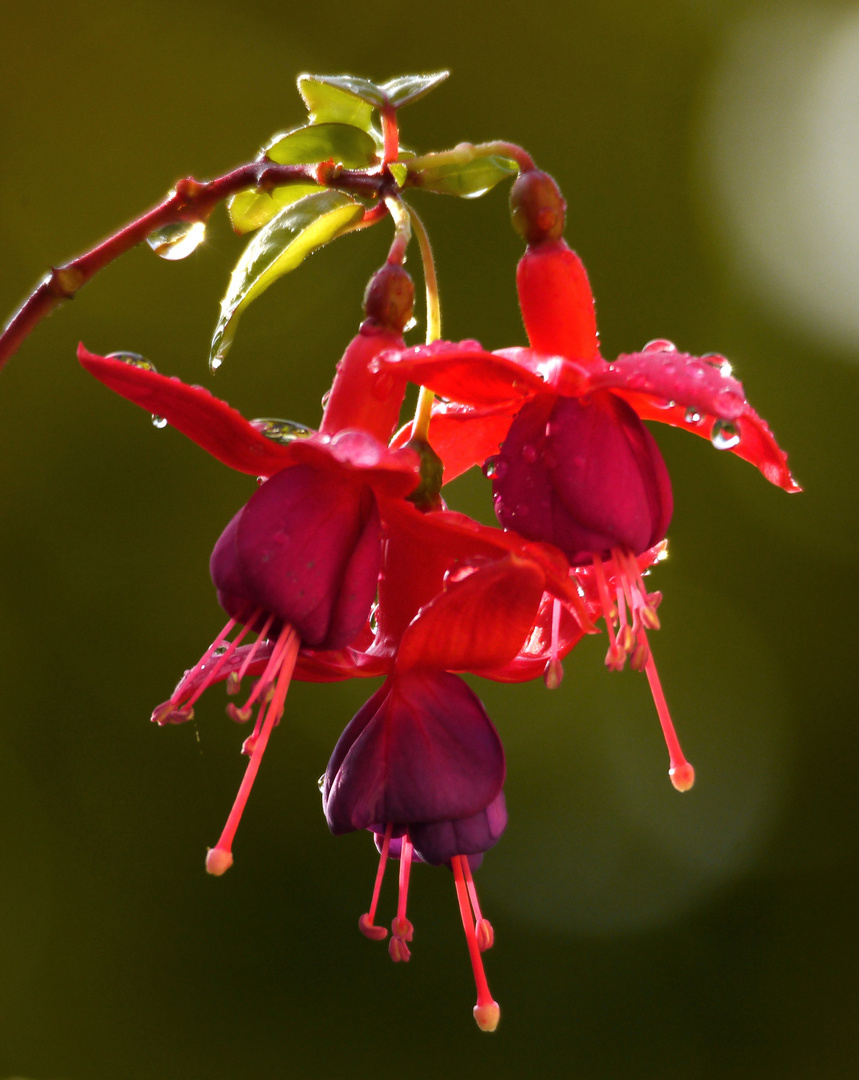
<box><xmin>378</xmin><ymin>170</ymin><xmax>799</xmax><ymax>791</ymax></box>
<box><xmin>77</xmin><ymin>263</ymin><xmax>421</xmax><ymax>874</ymax></box>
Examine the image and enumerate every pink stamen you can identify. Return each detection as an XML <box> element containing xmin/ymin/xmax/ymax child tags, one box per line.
<box><xmin>642</xmin><ymin>642</ymin><xmax>695</xmax><ymax>792</ymax></box>
<box><xmin>205</xmin><ymin>627</ymin><xmax>300</xmax><ymax>875</ymax></box>
<box><xmin>461</xmin><ymin>856</ymin><xmax>494</xmax><ymax>952</ymax></box>
<box><xmin>452</xmin><ymin>855</ymin><xmax>500</xmax><ymax>1032</ymax></box>
<box><xmin>543</xmin><ymin>598</ymin><xmax>564</xmax><ymax>689</ymax></box>
<box><xmin>228</xmin><ymin>613</ymin><xmax>275</xmax><ymax>695</ymax></box>
<box><xmin>359</xmin><ymin>824</ymin><xmax>392</xmax><ymax>941</ymax></box>
<box><xmin>592</xmin><ymin>554</ymin><xmax>621</xmax><ymax>665</ymax></box>
<box><xmin>170</xmin><ymin>615</ymin><xmax>241</xmax><ymax>705</ymax></box>
<box><xmin>183</xmin><ymin>616</ymin><xmax>257</xmax><ymax>710</ymax></box>
<box><xmin>389</xmin><ymin>834</ymin><xmax>414</xmax><ymax>962</ymax></box>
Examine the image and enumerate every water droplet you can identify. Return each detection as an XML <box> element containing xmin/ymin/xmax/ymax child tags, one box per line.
<box><xmin>146</xmin><ymin>220</ymin><xmax>206</xmax><ymax>261</ymax></box>
<box><xmin>317</xmin><ymin>773</ymin><xmax>327</xmax><ymax>792</ymax></box>
<box><xmin>251</xmin><ymin>418</ymin><xmax>315</xmax><ymax>444</ymax></box>
<box><xmin>151</xmin><ymin>415</ymin><xmax>168</xmax><ymax>429</ymax></box>
<box><xmin>211</xmin><ymin>644</ymin><xmax>228</xmax><ymax>658</ymax></box>
<box><xmin>684</xmin><ymin>407</ymin><xmax>702</xmax><ymax>424</ymax></box>
<box><xmin>320</xmin><ymin>390</ymin><xmax>331</xmax><ymax>409</ymax></box>
<box><xmin>209</xmin><ymin>354</ymin><xmax>224</xmax><ymax>373</ymax></box>
<box><xmin>643</xmin><ymin>338</ymin><xmax>677</xmax><ymax>353</ymax></box>
<box><xmin>107</xmin><ymin>351</ymin><xmax>157</xmax><ymax>373</ymax></box>
<box><xmin>653</xmin><ymin>399</ymin><xmax>676</xmax><ymax>410</ymax></box>
<box><xmin>482</xmin><ymin>455</ymin><xmax>505</xmax><ymax>479</ymax></box>
<box><xmin>710</xmin><ymin>419</ymin><xmax>741</xmax><ymax>450</ymax></box>
<box><xmin>404</xmin><ymin>315</ymin><xmax>418</xmax><ymax>332</ymax></box>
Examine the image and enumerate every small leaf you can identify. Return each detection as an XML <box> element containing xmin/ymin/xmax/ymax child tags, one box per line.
<box><xmin>409</xmin><ymin>146</ymin><xmax>518</xmax><ymax>198</ymax></box>
<box><xmin>210</xmin><ymin>190</ymin><xmax>365</xmax><ymax>369</ymax></box>
<box><xmin>227</xmin><ymin>124</ymin><xmax>377</xmax><ymax>235</ymax></box>
<box><xmin>266</xmin><ymin>122</ymin><xmax>378</xmax><ymax>168</ymax></box>
<box><xmin>298</xmin><ymin>74</ymin><xmax>382</xmax><ymax>128</ymax></box>
<box><xmin>228</xmin><ymin>184</ymin><xmax>320</xmax><ymax>235</ymax></box>
<box><xmin>381</xmin><ymin>71</ymin><xmax>449</xmax><ymax>109</ymax></box>
<box><xmin>388</xmin><ymin>162</ymin><xmax>409</xmax><ymax>188</ymax></box>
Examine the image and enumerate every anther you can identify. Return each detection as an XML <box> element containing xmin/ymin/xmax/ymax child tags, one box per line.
<box><xmin>205</xmin><ymin>846</ymin><xmax>234</xmax><ymax>876</ymax></box>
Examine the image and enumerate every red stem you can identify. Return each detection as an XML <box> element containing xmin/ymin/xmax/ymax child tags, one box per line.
<box><xmin>0</xmin><ymin>159</ymin><xmax>391</xmax><ymax>372</ymax></box>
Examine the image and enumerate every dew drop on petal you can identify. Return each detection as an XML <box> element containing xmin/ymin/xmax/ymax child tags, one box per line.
<box><xmin>317</xmin><ymin>773</ymin><xmax>326</xmax><ymax>792</ymax></box>
<box><xmin>251</xmin><ymin>418</ymin><xmax>315</xmax><ymax>444</ymax></box>
<box><xmin>482</xmin><ymin>455</ymin><xmax>506</xmax><ymax>479</ymax></box>
<box><xmin>107</xmin><ymin>351</ymin><xmax>157</xmax><ymax>372</ymax></box>
<box><xmin>146</xmin><ymin>220</ymin><xmax>206</xmax><ymax>261</ymax></box>
<box><xmin>710</xmin><ymin>419</ymin><xmax>741</xmax><ymax>450</ymax></box>
<box><xmin>151</xmin><ymin>415</ymin><xmax>168</xmax><ymax>429</ymax></box>
<box><xmin>685</xmin><ymin>407</ymin><xmax>702</xmax><ymax>424</ymax></box>
<box><xmin>643</xmin><ymin>338</ymin><xmax>677</xmax><ymax>353</ymax></box>
<box><xmin>209</xmin><ymin>354</ymin><xmax>224</xmax><ymax>373</ymax></box>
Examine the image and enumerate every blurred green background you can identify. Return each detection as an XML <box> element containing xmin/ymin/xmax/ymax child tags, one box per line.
<box><xmin>1</xmin><ymin>0</ymin><xmax>856</xmax><ymax>1076</ymax></box>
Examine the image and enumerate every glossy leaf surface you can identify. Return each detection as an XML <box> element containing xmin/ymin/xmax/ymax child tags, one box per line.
<box><xmin>265</xmin><ymin>122</ymin><xmax>378</xmax><ymax>167</ymax></box>
<box><xmin>298</xmin><ymin>74</ymin><xmax>379</xmax><ymax>128</ymax></box>
<box><xmin>210</xmin><ymin>190</ymin><xmax>364</xmax><ymax>367</ymax></box>
<box><xmin>409</xmin><ymin>148</ymin><xmax>517</xmax><ymax>198</ymax></box>
<box><xmin>380</xmin><ymin>71</ymin><xmax>449</xmax><ymax>108</ymax></box>
<box><xmin>227</xmin><ymin>184</ymin><xmax>320</xmax><ymax>236</ymax></box>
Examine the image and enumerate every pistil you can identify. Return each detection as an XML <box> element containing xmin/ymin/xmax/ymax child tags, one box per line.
<box><xmin>452</xmin><ymin>855</ymin><xmax>500</xmax><ymax>1032</ymax></box>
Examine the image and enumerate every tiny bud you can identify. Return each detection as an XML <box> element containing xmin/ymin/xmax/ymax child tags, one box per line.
<box><xmin>363</xmin><ymin>263</ymin><xmax>415</xmax><ymax>333</ymax></box>
<box><xmin>473</xmin><ymin>1001</ymin><xmax>501</xmax><ymax>1032</ymax></box>
<box><xmin>475</xmin><ymin>919</ymin><xmax>495</xmax><ymax>952</ymax></box>
<box><xmin>205</xmin><ymin>847</ymin><xmax>234</xmax><ymax>876</ymax></box>
<box><xmin>358</xmin><ymin>913</ymin><xmax>388</xmax><ymax>941</ymax></box>
<box><xmin>388</xmin><ymin>936</ymin><xmax>412</xmax><ymax>963</ymax></box>
<box><xmin>669</xmin><ymin>761</ymin><xmax>696</xmax><ymax>792</ymax></box>
<box><xmin>510</xmin><ymin>170</ymin><xmax>566</xmax><ymax>244</ymax></box>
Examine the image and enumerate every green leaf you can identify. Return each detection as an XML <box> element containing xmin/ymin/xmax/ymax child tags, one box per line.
<box><xmin>408</xmin><ymin>146</ymin><xmax>519</xmax><ymax>198</ymax></box>
<box><xmin>227</xmin><ymin>184</ymin><xmax>321</xmax><ymax>236</ymax></box>
<box><xmin>298</xmin><ymin>75</ymin><xmax>381</xmax><ymax>128</ymax></box>
<box><xmin>388</xmin><ymin>162</ymin><xmax>409</xmax><ymax>188</ymax></box>
<box><xmin>227</xmin><ymin>123</ymin><xmax>377</xmax><ymax>235</ymax></box>
<box><xmin>266</xmin><ymin>122</ymin><xmax>378</xmax><ymax>167</ymax></box>
<box><xmin>210</xmin><ymin>190</ymin><xmax>365</xmax><ymax>369</ymax></box>
<box><xmin>381</xmin><ymin>71</ymin><xmax>449</xmax><ymax>109</ymax></box>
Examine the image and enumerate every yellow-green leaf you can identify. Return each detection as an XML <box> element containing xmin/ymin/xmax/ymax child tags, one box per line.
<box><xmin>228</xmin><ymin>184</ymin><xmax>321</xmax><ymax>236</ymax></box>
<box><xmin>409</xmin><ymin>146</ymin><xmax>518</xmax><ymax>198</ymax></box>
<box><xmin>210</xmin><ymin>190</ymin><xmax>365</xmax><ymax>369</ymax></box>
<box><xmin>266</xmin><ymin>122</ymin><xmax>378</xmax><ymax>167</ymax></box>
<box><xmin>298</xmin><ymin>75</ymin><xmax>380</xmax><ymax>129</ymax></box>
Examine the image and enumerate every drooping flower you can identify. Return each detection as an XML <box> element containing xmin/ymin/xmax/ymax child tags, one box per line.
<box><xmin>77</xmin><ymin>263</ymin><xmax>422</xmax><ymax>872</ymax></box>
<box><xmin>374</xmin><ymin>169</ymin><xmax>799</xmax><ymax>790</ymax></box>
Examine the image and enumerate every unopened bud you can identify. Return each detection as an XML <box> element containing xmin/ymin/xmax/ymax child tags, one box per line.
<box><xmin>510</xmin><ymin>170</ymin><xmax>566</xmax><ymax>244</ymax></box>
<box><xmin>363</xmin><ymin>263</ymin><xmax>415</xmax><ymax>333</ymax></box>
<box><xmin>473</xmin><ymin>1001</ymin><xmax>501</xmax><ymax>1032</ymax></box>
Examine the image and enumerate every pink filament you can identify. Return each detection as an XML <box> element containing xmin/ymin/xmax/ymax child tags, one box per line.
<box><xmin>208</xmin><ymin>627</ymin><xmax>300</xmax><ymax>861</ymax></box>
<box><xmin>452</xmin><ymin>855</ymin><xmax>497</xmax><ymax>1013</ymax></box>
<box><xmin>642</xmin><ymin>641</ymin><xmax>695</xmax><ymax>791</ymax></box>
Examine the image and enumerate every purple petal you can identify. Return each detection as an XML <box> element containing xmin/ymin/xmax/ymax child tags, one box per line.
<box><xmin>323</xmin><ymin>672</ymin><xmax>505</xmax><ymax>835</ymax></box>
<box><xmin>410</xmin><ymin>792</ymin><xmax>508</xmax><ymax>866</ymax></box>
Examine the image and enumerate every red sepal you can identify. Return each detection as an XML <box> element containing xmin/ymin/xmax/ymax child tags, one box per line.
<box><xmin>395</xmin><ymin>554</ymin><xmax>546</xmax><ymax>673</ymax></box>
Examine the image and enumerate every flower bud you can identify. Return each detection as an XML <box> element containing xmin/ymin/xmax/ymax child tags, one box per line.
<box><xmin>362</xmin><ymin>262</ymin><xmax>415</xmax><ymax>333</ymax></box>
<box><xmin>509</xmin><ymin>169</ymin><xmax>566</xmax><ymax>245</ymax></box>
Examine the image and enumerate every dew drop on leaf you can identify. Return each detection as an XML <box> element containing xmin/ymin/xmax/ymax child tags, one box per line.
<box><xmin>146</xmin><ymin>220</ymin><xmax>207</xmax><ymax>261</ymax></box>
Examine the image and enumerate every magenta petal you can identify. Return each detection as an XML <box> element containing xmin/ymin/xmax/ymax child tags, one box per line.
<box><xmin>210</xmin><ymin>465</ymin><xmax>381</xmax><ymax>649</ymax></box>
<box><xmin>493</xmin><ymin>392</ymin><xmax>673</xmax><ymax>562</ymax></box>
<box><xmin>588</xmin><ymin>351</ymin><xmax>747</xmax><ymax>420</ymax></box>
<box><xmin>410</xmin><ymin>792</ymin><xmax>508</xmax><ymax>866</ymax></box>
<box><xmin>322</xmin><ymin>671</ymin><xmax>505</xmax><ymax>835</ymax></box>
